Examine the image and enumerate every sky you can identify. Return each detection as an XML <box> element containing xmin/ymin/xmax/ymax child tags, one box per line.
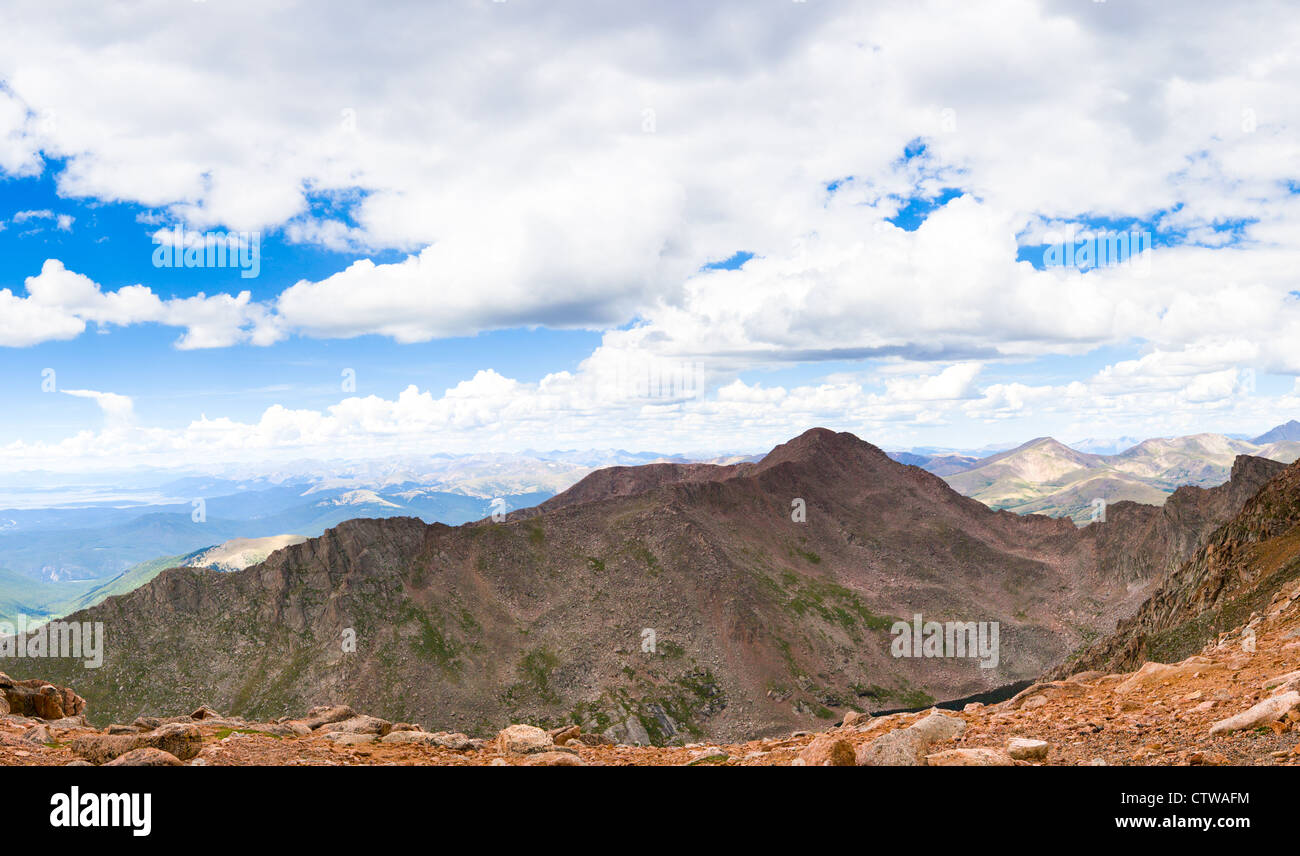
<box><xmin>1</xmin><ymin>0</ymin><xmax>1299</xmax><ymax>473</ymax></box>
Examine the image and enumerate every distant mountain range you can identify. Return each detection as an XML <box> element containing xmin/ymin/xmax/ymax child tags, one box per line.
<box><xmin>888</xmin><ymin>423</ymin><xmax>1300</xmax><ymax>523</ymax></box>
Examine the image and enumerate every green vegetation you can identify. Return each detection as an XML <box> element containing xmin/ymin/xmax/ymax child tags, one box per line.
<box><xmin>628</xmin><ymin>542</ymin><xmax>660</xmax><ymax>576</ymax></box>
<box><xmin>403</xmin><ymin>605</ymin><xmax>465</xmax><ymax>675</ymax></box>
<box><xmin>853</xmin><ymin>681</ymin><xmax>935</xmax><ymax>709</ymax></box>
<box><xmin>503</xmin><ymin>646</ymin><xmax>560</xmax><ymax>705</ymax></box>
<box><xmin>774</xmin><ymin>573</ymin><xmax>895</xmax><ymax>637</ymax></box>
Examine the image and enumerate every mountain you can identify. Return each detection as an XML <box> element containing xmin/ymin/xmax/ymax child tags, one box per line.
<box><xmin>943</xmin><ymin>432</ymin><xmax>1300</xmax><ymax>523</ymax></box>
<box><xmin>1253</xmin><ymin>419</ymin><xmax>1300</xmax><ymax>445</ymax></box>
<box><xmin>9</xmin><ymin>428</ymin><xmax>1274</xmax><ymax>742</ymax></box>
<box><xmin>0</xmin><ymin>534</ymin><xmax>312</xmax><ymax>625</ymax></box>
<box><xmin>1057</xmin><ymin>454</ymin><xmax>1300</xmax><ymax>676</ymax></box>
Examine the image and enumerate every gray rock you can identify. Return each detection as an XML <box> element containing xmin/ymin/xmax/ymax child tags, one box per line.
<box><xmin>21</xmin><ymin>724</ymin><xmax>53</xmax><ymax>745</ymax></box>
<box><xmin>497</xmin><ymin>724</ymin><xmax>554</xmax><ymax>754</ymax></box>
<box><xmin>1007</xmin><ymin>737</ymin><xmax>1050</xmax><ymax>761</ymax></box>
<box><xmin>907</xmin><ymin>711</ymin><xmax>966</xmax><ymax>744</ymax></box>
<box><xmin>381</xmin><ymin>730</ymin><xmax>476</xmax><ymax>750</ymax></box>
<box><xmin>856</xmin><ymin>729</ymin><xmax>929</xmax><ymax>766</ymax></box>
<box><xmin>69</xmin><ymin>722</ymin><xmax>202</xmax><ymax>764</ymax></box>
<box><xmin>322</xmin><ymin>714</ymin><xmax>391</xmax><ymax>736</ymax></box>
<box><xmin>1208</xmin><ymin>691</ymin><xmax>1300</xmax><ymax>736</ymax></box>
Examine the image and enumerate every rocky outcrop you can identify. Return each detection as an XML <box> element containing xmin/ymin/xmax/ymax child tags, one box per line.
<box><xmin>68</xmin><ymin>722</ymin><xmax>202</xmax><ymax>765</ymax></box>
<box><xmin>1058</xmin><ymin>458</ymin><xmax>1300</xmax><ymax>675</ymax></box>
<box><xmin>0</xmin><ymin>672</ymin><xmax>86</xmax><ymax>720</ymax></box>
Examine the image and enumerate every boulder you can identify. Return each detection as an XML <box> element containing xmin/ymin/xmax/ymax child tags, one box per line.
<box><xmin>21</xmin><ymin>724</ymin><xmax>53</xmax><ymax>745</ymax></box>
<box><xmin>550</xmin><ymin>725</ymin><xmax>581</xmax><ymax>745</ymax></box>
<box><xmin>840</xmin><ymin>710</ymin><xmax>868</xmax><ymax>728</ymax></box>
<box><xmin>926</xmin><ymin>748</ymin><xmax>1015</xmax><ymax>766</ymax></box>
<box><xmin>908</xmin><ymin>711</ymin><xmax>966</xmax><ymax>743</ymax></box>
<box><xmin>497</xmin><ymin>724</ymin><xmax>554</xmax><ymax>754</ymax></box>
<box><xmin>856</xmin><ymin>729</ymin><xmax>929</xmax><ymax>766</ymax></box>
<box><xmin>0</xmin><ymin>673</ymin><xmax>86</xmax><ymax>720</ymax></box>
<box><xmin>327</xmin><ymin>715</ymin><xmax>392</xmax><ymax>736</ymax></box>
<box><xmin>381</xmin><ymin>731</ymin><xmax>475</xmax><ymax>750</ymax></box>
<box><xmin>69</xmin><ymin>722</ymin><xmax>202</xmax><ymax>765</ymax></box>
<box><xmin>297</xmin><ymin>704</ymin><xmax>356</xmax><ymax>730</ymax></box>
<box><xmin>1007</xmin><ymin>681</ymin><xmax>1084</xmax><ymax>709</ymax></box>
<box><xmin>104</xmin><ymin>748</ymin><xmax>184</xmax><ymax>767</ymax></box>
<box><xmin>1007</xmin><ymin>737</ymin><xmax>1050</xmax><ymax>761</ymax></box>
<box><xmin>796</xmin><ymin>736</ymin><xmax>855</xmax><ymax>767</ymax></box>
<box><xmin>247</xmin><ymin>722</ymin><xmax>308</xmax><ymax>737</ymax></box>
<box><xmin>1208</xmin><ymin>691</ymin><xmax>1300</xmax><ymax>736</ymax></box>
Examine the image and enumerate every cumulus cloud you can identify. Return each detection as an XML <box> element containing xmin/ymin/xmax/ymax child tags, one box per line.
<box><xmin>3</xmin><ymin>349</ymin><xmax>1292</xmax><ymax>471</ymax></box>
<box><xmin>0</xmin><ymin>1</ymin><xmax>1298</xmax><ymax>460</ymax></box>
<box><xmin>0</xmin><ymin>259</ymin><xmax>283</xmax><ymax>349</ymax></box>
<box><xmin>0</xmin><ymin>0</ymin><xmax>1294</xmax><ymax>355</ymax></box>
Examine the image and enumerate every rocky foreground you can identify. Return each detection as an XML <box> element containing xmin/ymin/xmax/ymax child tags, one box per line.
<box><xmin>3</xmin><ymin>577</ymin><xmax>1298</xmax><ymax>767</ymax></box>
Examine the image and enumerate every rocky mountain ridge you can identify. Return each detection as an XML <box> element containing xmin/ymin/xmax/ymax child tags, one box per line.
<box><xmin>3</xmin><ymin>429</ymin><xmax>1281</xmax><ymax>744</ymax></box>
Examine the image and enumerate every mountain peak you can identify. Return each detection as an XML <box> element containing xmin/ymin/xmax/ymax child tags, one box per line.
<box><xmin>1252</xmin><ymin>419</ymin><xmax>1300</xmax><ymax>445</ymax></box>
<box><xmin>757</xmin><ymin>428</ymin><xmax>884</xmax><ymax>469</ymax></box>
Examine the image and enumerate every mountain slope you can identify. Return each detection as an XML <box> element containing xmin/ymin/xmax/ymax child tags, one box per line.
<box><xmin>9</xmin><ymin>429</ymin><xmax>1274</xmax><ymax>743</ymax></box>
<box><xmin>1057</xmin><ymin>455</ymin><xmax>1300</xmax><ymax>676</ymax></box>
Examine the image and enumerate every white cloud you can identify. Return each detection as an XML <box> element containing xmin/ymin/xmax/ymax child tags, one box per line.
<box><xmin>62</xmin><ymin>389</ymin><xmax>134</xmax><ymax>428</ymax></box>
<box><xmin>0</xmin><ymin>0</ymin><xmax>1293</xmax><ymax>356</ymax></box>
<box><xmin>0</xmin><ymin>1</ymin><xmax>1298</xmax><ymax>458</ymax></box>
<box><xmin>0</xmin><ymin>259</ymin><xmax>283</xmax><ymax>349</ymax></box>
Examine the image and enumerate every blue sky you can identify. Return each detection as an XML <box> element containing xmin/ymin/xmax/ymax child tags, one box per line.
<box><xmin>1</xmin><ymin>0</ymin><xmax>1299</xmax><ymax>471</ymax></box>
